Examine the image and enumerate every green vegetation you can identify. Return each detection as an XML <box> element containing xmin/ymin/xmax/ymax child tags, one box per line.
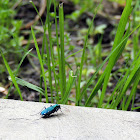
<box><xmin>0</xmin><ymin>0</ymin><xmax>140</xmax><ymax>111</ymax></box>
<box><xmin>67</xmin><ymin>0</ymin><xmax>96</xmax><ymax>21</ymax></box>
<box><xmin>0</xmin><ymin>0</ymin><xmax>23</xmax><ymax>76</ymax></box>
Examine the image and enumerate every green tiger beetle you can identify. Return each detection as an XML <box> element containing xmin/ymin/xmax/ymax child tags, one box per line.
<box><xmin>40</xmin><ymin>104</ymin><xmax>61</xmax><ymax>118</ymax></box>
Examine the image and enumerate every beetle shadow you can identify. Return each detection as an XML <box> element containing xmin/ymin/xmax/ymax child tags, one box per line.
<box><xmin>41</xmin><ymin>112</ymin><xmax>65</xmax><ymax>119</ymax></box>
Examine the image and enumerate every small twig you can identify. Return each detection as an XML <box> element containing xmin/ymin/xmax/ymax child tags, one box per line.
<box><xmin>21</xmin><ymin>37</ymin><xmax>43</xmax><ymax>46</ymax></box>
<box><xmin>21</xmin><ymin>0</ymin><xmax>46</xmax><ymax>29</ymax></box>
<box><xmin>12</xmin><ymin>0</ymin><xmax>22</xmax><ymax>9</ymax></box>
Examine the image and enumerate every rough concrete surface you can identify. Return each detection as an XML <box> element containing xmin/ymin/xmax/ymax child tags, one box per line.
<box><xmin>0</xmin><ymin>99</ymin><xmax>140</xmax><ymax>140</ymax></box>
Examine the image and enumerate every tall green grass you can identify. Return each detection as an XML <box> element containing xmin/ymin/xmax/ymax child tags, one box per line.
<box><xmin>1</xmin><ymin>0</ymin><xmax>140</xmax><ymax>111</ymax></box>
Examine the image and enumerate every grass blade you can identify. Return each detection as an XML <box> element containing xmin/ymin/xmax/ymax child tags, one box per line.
<box><xmin>47</xmin><ymin>0</ymin><xmax>59</xmax><ymax>102</ymax></box>
<box><xmin>98</xmin><ymin>1</ymin><xmax>133</xmax><ymax>108</ymax></box>
<box><xmin>59</xmin><ymin>3</ymin><xmax>66</xmax><ymax>97</ymax></box>
<box><xmin>60</xmin><ymin>70</ymin><xmax>78</xmax><ymax>104</ymax></box>
<box><xmin>124</xmin><ymin>67</ymin><xmax>140</xmax><ymax>110</ymax></box>
<box><xmin>5</xmin><ymin>48</ymin><xmax>33</xmax><ymax>99</ymax></box>
<box><xmin>31</xmin><ymin>26</ymin><xmax>48</xmax><ymax>102</ymax></box>
<box><xmin>131</xmin><ymin>106</ymin><xmax>140</xmax><ymax>111</ymax></box>
<box><xmin>45</xmin><ymin>0</ymin><xmax>54</xmax><ymax>102</ymax></box>
<box><xmin>29</xmin><ymin>1</ymin><xmax>44</xmax><ymax>26</ymax></box>
<box><xmin>30</xmin><ymin>0</ymin><xmax>48</xmax><ymax>102</ymax></box>
<box><xmin>0</xmin><ymin>49</ymin><xmax>23</xmax><ymax>101</ymax></box>
<box><xmin>14</xmin><ymin>77</ymin><xmax>45</xmax><ymax>96</ymax></box>
<box><xmin>53</xmin><ymin>0</ymin><xmax>61</xmax><ymax>101</ymax></box>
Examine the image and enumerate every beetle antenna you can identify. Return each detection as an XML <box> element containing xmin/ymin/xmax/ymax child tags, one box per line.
<box><xmin>30</xmin><ymin>106</ymin><xmax>46</xmax><ymax>116</ymax></box>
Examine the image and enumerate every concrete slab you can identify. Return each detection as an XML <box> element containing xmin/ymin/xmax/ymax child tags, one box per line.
<box><xmin>0</xmin><ymin>99</ymin><xmax>140</xmax><ymax>140</ymax></box>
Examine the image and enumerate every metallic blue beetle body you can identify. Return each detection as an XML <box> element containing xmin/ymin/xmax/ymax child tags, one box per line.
<box><xmin>40</xmin><ymin>104</ymin><xmax>61</xmax><ymax>117</ymax></box>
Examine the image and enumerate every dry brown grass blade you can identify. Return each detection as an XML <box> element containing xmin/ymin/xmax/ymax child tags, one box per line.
<box><xmin>12</xmin><ymin>0</ymin><xmax>22</xmax><ymax>9</ymax></box>
<box><xmin>21</xmin><ymin>37</ymin><xmax>43</xmax><ymax>46</ymax></box>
